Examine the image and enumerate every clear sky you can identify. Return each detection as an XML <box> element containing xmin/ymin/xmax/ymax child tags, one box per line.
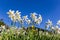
<box><xmin>0</xmin><ymin>0</ymin><xmax>60</xmax><ymax>29</ymax></box>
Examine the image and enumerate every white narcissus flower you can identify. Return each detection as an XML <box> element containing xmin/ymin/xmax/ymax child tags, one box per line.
<box><xmin>55</xmin><ymin>25</ymin><xmax>59</xmax><ymax>31</ymax></box>
<box><xmin>35</xmin><ymin>20</ymin><xmax>41</xmax><ymax>24</ymax></box>
<box><xmin>15</xmin><ymin>10</ymin><xmax>21</xmax><ymax>21</ymax></box>
<box><xmin>30</xmin><ymin>12</ymin><xmax>42</xmax><ymax>24</ymax></box>
<box><xmin>45</xmin><ymin>19</ymin><xmax>52</xmax><ymax>29</ymax></box>
<box><xmin>7</xmin><ymin>10</ymin><xmax>17</xmax><ymax>22</ymax></box>
<box><xmin>8</xmin><ymin>10</ymin><xmax>15</xmax><ymax>18</ymax></box>
<box><xmin>57</xmin><ymin>20</ymin><xmax>60</xmax><ymax>25</ymax></box>
<box><xmin>54</xmin><ymin>25</ymin><xmax>60</xmax><ymax>34</ymax></box>
<box><xmin>11</xmin><ymin>14</ymin><xmax>17</xmax><ymax>22</ymax></box>
<box><xmin>45</xmin><ymin>25</ymin><xmax>49</xmax><ymax>29</ymax></box>
<box><xmin>30</xmin><ymin>12</ymin><xmax>37</xmax><ymax>20</ymax></box>
<box><xmin>1</xmin><ymin>25</ymin><xmax>5</xmax><ymax>29</ymax></box>
<box><xmin>7</xmin><ymin>10</ymin><xmax>15</xmax><ymax>18</ymax></box>
<box><xmin>51</xmin><ymin>26</ymin><xmax>55</xmax><ymax>30</ymax></box>
<box><xmin>7</xmin><ymin>10</ymin><xmax>22</xmax><ymax>22</ymax></box>
<box><xmin>46</xmin><ymin>19</ymin><xmax>52</xmax><ymax>26</ymax></box>
<box><xmin>23</xmin><ymin>15</ymin><xmax>28</xmax><ymax>21</ymax></box>
<box><xmin>26</xmin><ymin>19</ymin><xmax>31</xmax><ymax>24</ymax></box>
<box><xmin>34</xmin><ymin>18</ymin><xmax>38</xmax><ymax>22</ymax></box>
<box><xmin>31</xmin><ymin>14</ymin><xmax>42</xmax><ymax>24</ymax></box>
<box><xmin>55</xmin><ymin>25</ymin><xmax>59</xmax><ymax>29</ymax></box>
<box><xmin>37</xmin><ymin>14</ymin><xmax>42</xmax><ymax>24</ymax></box>
<box><xmin>7</xmin><ymin>10</ymin><xmax>14</xmax><ymax>15</ymax></box>
<box><xmin>15</xmin><ymin>10</ymin><xmax>21</xmax><ymax>15</ymax></box>
<box><xmin>57</xmin><ymin>28</ymin><xmax>60</xmax><ymax>34</ymax></box>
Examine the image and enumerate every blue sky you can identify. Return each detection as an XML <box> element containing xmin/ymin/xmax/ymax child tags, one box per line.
<box><xmin>0</xmin><ymin>0</ymin><xmax>60</xmax><ymax>29</ymax></box>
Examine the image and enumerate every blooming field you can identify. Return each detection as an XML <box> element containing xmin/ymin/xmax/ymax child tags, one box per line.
<box><xmin>0</xmin><ymin>10</ymin><xmax>60</xmax><ymax>40</ymax></box>
<box><xmin>0</xmin><ymin>26</ymin><xmax>60</xmax><ymax>40</ymax></box>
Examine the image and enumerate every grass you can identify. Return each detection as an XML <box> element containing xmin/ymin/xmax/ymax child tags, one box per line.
<box><xmin>0</xmin><ymin>26</ymin><xmax>60</xmax><ymax>40</ymax></box>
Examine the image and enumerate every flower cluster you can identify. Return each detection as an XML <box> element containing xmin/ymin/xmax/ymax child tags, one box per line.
<box><xmin>45</xmin><ymin>19</ymin><xmax>60</xmax><ymax>34</ymax></box>
<box><xmin>30</xmin><ymin>12</ymin><xmax>42</xmax><ymax>24</ymax></box>
<box><xmin>7</xmin><ymin>10</ymin><xmax>42</xmax><ymax>27</ymax></box>
<box><xmin>7</xmin><ymin>10</ymin><xmax>21</xmax><ymax>22</ymax></box>
<box><xmin>7</xmin><ymin>10</ymin><xmax>60</xmax><ymax>34</ymax></box>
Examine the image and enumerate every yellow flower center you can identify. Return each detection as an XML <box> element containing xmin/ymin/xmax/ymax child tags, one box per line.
<box><xmin>12</xmin><ymin>16</ymin><xmax>14</xmax><ymax>19</ymax></box>
<box><xmin>32</xmin><ymin>25</ymin><xmax>34</xmax><ymax>29</ymax></box>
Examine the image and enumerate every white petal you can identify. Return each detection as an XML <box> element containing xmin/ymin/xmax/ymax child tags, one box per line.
<box><xmin>57</xmin><ymin>20</ymin><xmax>60</xmax><ymax>25</ymax></box>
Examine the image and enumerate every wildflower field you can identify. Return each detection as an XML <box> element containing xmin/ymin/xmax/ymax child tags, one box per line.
<box><xmin>0</xmin><ymin>26</ymin><xmax>60</xmax><ymax>40</ymax></box>
<box><xmin>0</xmin><ymin>10</ymin><xmax>60</xmax><ymax>40</ymax></box>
